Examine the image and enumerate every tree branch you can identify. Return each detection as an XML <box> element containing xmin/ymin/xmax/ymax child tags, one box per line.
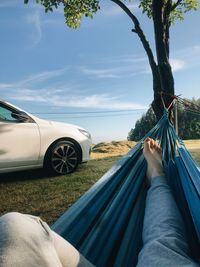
<box><xmin>171</xmin><ymin>0</ymin><xmax>183</xmax><ymax>11</ymax></box>
<box><xmin>111</xmin><ymin>0</ymin><xmax>157</xmax><ymax>73</ymax></box>
<box><xmin>131</xmin><ymin>28</ymin><xmax>137</xmax><ymax>33</ymax></box>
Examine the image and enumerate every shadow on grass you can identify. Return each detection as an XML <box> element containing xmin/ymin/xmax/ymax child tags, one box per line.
<box><xmin>0</xmin><ymin>157</ymin><xmax>120</xmax><ymax>184</ymax></box>
<box><xmin>0</xmin><ymin>169</ymin><xmax>52</xmax><ymax>183</ymax></box>
<box><xmin>0</xmin><ymin>163</ymin><xmax>88</xmax><ymax>183</ymax></box>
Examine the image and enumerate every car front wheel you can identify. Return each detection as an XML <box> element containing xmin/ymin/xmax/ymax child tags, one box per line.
<box><xmin>46</xmin><ymin>141</ymin><xmax>80</xmax><ymax>175</ymax></box>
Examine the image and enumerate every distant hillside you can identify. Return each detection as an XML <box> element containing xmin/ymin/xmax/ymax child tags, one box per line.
<box><xmin>91</xmin><ymin>140</ymin><xmax>136</xmax><ymax>159</ymax></box>
<box><xmin>91</xmin><ymin>140</ymin><xmax>200</xmax><ymax>160</ymax></box>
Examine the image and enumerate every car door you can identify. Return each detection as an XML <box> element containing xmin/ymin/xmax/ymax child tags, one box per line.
<box><xmin>0</xmin><ymin>102</ymin><xmax>40</xmax><ymax>169</ymax></box>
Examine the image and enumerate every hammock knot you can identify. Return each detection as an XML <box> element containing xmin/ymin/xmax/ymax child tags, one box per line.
<box><xmin>163</xmin><ymin>108</ymin><xmax>169</xmax><ymax>119</ymax></box>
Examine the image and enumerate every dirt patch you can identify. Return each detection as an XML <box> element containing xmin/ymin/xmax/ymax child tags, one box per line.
<box><xmin>91</xmin><ymin>139</ymin><xmax>200</xmax><ymax>160</ymax></box>
<box><xmin>184</xmin><ymin>140</ymin><xmax>200</xmax><ymax>150</ymax></box>
<box><xmin>91</xmin><ymin>140</ymin><xmax>136</xmax><ymax>159</ymax></box>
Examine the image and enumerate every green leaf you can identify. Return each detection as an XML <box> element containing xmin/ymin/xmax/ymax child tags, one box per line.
<box><xmin>139</xmin><ymin>0</ymin><xmax>198</xmax><ymax>23</ymax></box>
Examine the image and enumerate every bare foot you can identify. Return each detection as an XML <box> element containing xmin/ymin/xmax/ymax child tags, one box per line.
<box><xmin>143</xmin><ymin>138</ymin><xmax>164</xmax><ymax>180</ymax></box>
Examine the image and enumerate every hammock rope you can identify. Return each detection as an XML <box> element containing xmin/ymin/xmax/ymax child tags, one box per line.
<box><xmin>52</xmin><ymin>109</ymin><xmax>200</xmax><ymax>266</ymax></box>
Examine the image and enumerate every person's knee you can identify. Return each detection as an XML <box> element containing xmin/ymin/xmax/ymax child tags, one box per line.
<box><xmin>0</xmin><ymin>212</ymin><xmax>29</xmax><ymax>239</ymax></box>
<box><xmin>1</xmin><ymin>211</ymin><xmax>26</xmax><ymax>223</ymax></box>
<box><xmin>1</xmin><ymin>212</ymin><xmax>23</xmax><ymax>221</ymax></box>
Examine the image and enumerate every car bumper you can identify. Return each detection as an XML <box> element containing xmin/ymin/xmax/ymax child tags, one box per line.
<box><xmin>79</xmin><ymin>138</ymin><xmax>92</xmax><ymax>162</ymax></box>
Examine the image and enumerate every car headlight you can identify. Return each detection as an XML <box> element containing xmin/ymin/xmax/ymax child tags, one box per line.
<box><xmin>78</xmin><ymin>128</ymin><xmax>91</xmax><ymax>139</ymax></box>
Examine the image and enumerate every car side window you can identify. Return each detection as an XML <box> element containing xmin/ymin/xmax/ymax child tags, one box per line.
<box><xmin>0</xmin><ymin>105</ymin><xmax>19</xmax><ymax>122</ymax></box>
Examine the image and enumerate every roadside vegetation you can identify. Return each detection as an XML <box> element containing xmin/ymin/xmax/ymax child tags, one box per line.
<box><xmin>0</xmin><ymin>140</ymin><xmax>199</xmax><ymax>225</ymax></box>
<box><xmin>128</xmin><ymin>98</ymin><xmax>200</xmax><ymax>141</ymax></box>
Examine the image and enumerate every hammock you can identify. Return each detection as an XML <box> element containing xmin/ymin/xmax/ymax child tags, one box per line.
<box><xmin>52</xmin><ymin>109</ymin><xmax>200</xmax><ymax>266</ymax></box>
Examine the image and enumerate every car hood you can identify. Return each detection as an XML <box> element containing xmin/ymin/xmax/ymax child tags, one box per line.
<box><xmin>48</xmin><ymin>120</ymin><xmax>84</xmax><ymax>130</ymax></box>
<box><xmin>31</xmin><ymin>115</ymin><xmax>86</xmax><ymax>131</ymax></box>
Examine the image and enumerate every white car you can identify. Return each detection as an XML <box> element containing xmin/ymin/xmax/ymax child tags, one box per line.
<box><xmin>0</xmin><ymin>100</ymin><xmax>92</xmax><ymax>175</ymax></box>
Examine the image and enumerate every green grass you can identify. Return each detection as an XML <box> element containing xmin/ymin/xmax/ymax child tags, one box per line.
<box><xmin>0</xmin><ymin>149</ymin><xmax>199</xmax><ymax>226</ymax></box>
<box><xmin>0</xmin><ymin>156</ymin><xmax>121</xmax><ymax>225</ymax></box>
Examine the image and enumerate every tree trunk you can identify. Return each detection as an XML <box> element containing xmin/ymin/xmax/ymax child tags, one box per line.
<box><xmin>152</xmin><ymin>0</ymin><xmax>175</xmax><ymax>120</ymax></box>
<box><xmin>111</xmin><ymin>0</ymin><xmax>175</xmax><ymax>120</ymax></box>
<box><xmin>151</xmin><ymin>63</ymin><xmax>175</xmax><ymax>120</ymax></box>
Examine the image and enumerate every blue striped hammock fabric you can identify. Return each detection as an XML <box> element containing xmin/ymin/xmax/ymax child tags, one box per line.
<box><xmin>52</xmin><ymin>109</ymin><xmax>200</xmax><ymax>267</ymax></box>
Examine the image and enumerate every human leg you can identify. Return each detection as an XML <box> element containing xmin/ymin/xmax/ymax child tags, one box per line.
<box><xmin>137</xmin><ymin>138</ymin><xmax>199</xmax><ymax>267</ymax></box>
<box><xmin>52</xmin><ymin>229</ymin><xmax>95</xmax><ymax>267</ymax></box>
<box><xmin>0</xmin><ymin>212</ymin><xmax>94</xmax><ymax>267</ymax></box>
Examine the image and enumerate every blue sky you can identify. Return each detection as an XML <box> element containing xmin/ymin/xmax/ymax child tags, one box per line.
<box><xmin>0</xmin><ymin>0</ymin><xmax>200</xmax><ymax>143</ymax></box>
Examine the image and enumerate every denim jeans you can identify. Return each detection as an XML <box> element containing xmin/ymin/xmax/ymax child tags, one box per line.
<box><xmin>137</xmin><ymin>176</ymin><xmax>199</xmax><ymax>267</ymax></box>
<box><xmin>0</xmin><ymin>176</ymin><xmax>198</xmax><ymax>267</ymax></box>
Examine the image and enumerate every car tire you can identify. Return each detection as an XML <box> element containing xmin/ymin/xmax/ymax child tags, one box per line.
<box><xmin>45</xmin><ymin>140</ymin><xmax>80</xmax><ymax>175</ymax></box>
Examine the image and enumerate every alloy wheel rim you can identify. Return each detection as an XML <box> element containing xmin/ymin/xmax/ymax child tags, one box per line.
<box><xmin>51</xmin><ymin>144</ymin><xmax>78</xmax><ymax>174</ymax></box>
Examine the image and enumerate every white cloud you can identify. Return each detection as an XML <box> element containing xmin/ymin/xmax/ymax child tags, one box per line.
<box><xmin>1</xmin><ymin>67</ymin><xmax>147</xmax><ymax>110</ymax></box>
<box><xmin>25</xmin><ymin>11</ymin><xmax>42</xmax><ymax>47</ymax></box>
<box><xmin>97</xmin><ymin>54</ymin><xmax>147</xmax><ymax>64</ymax></box>
<box><xmin>93</xmin><ymin>45</ymin><xmax>200</xmax><ymax>77</ymax></box>
<box><xmin>0</xmin><ymin>68</ymin><xmax>131</xmax><ymax>109</ymax></box>
<box><xmin>118</xmin><ymin>56</ymin><xmax>147</xmax><ymax>64</ymax></box>
<box><xmin>11</xmin><ymin>91</ymin><xmax>147</xmax><ymax>110</ymax></box>
<box><xmin>190</xmin><ymin>45</ymin><xmax>200</xmax><ymax>51</ymax></box>
<box><xmin>22</xmin><ymin>68</ymin><xmax>67</xmax><ymax>85</ymax></box>
<box><xmin>171</xmin><ymin>44</ymin><xmax>200</xmax><ymax>70</ymax></box>
<box><xmin>0</xmin><ymin>68</ymin><xmax>67</xmax><ymax>91</ymax></box>
<box><xmin>143</xmin><ymin>58</ymin><xmax>185</xmax><ymax>74</ymax></box>
<box><xmin>0</xmin><ymin>83</ymin><xmax>13</xmax><ymax>89</ymax></box>
<box><xmin>81</xmin><ymin>67</ymin><xmax>121</xmax><ymax>78</ymax></box>
<box><xmin>170</xmin><ymin>58</ymin><xmax>185</xmax><ymax>72</ymax></box>
<box><xmin>80</xmin><ymin>62</ymin><xmax>148</xmax><ymax>78</ymax></box>
<box><xmin>10</xmin><ymin>89</ymin><xmax>48</xmax><ymax>103</ymax></box>
<box><xmin>173</xmin><ymin>45</ymin><xmax>200</xmax><ymax>56</ymax></box>
<box><xmin>96</xmin><ymin>74</ymin><xmax>121</xmax><ymax>78</ymax></box>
